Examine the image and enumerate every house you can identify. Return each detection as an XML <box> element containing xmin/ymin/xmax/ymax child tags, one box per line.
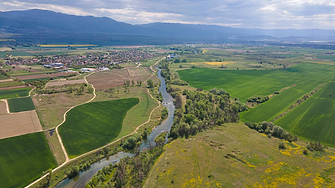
<box><xmin>98</xmin><ymin>67</ymin><xmax>109</xmax><ymax>71</ymax></box>
<box><xmin>81</xmin><ymin>68</ymin><xmax>95</xmax><ymax>72</ymax></box>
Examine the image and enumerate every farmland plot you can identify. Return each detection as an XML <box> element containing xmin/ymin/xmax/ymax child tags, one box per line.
<box><xmin>276</xmin><ymin>81</ymin><xmax>335</xmax><ymax>146</ymax></box>
<box><xmin>59</xmin><ymin>98</ymin><xmax>139</xmax><ymax>158</ymax></box>
<box><xmin>8</xmin><ymin>96</ymin><xmax>35</xmax><ymax>113</ymax></box>
<box><xmin>0</xmin><ymin>87</ymin><xmax>31</xmax><ymax>99</ymax></box>
<box><xmin>0</xmin><ymin>132</ymin><xmax>56</xmax><ymax>188</ymax></box>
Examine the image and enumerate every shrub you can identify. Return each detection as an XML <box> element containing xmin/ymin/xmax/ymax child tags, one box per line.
<box><xmin>279</xmin><ymin>142</ymin><xmax>286</xmax><ymax>149</ymax></box>
<box><xmin>303</xmin><ymin>149</ymin><xmax>308</xmax><ymax>155</ymax></box>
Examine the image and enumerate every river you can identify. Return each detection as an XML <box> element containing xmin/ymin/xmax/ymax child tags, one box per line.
<box><xmin>55</xmin><ymin>68</ymin><xmax>175</xmax><ymax>188</ymax></box>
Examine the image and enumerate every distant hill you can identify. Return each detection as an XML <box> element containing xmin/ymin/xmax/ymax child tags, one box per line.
<box><xmin>0</xmin><ymin>9</ymin><xmax>335</xmax><ymax>43</ymax></box>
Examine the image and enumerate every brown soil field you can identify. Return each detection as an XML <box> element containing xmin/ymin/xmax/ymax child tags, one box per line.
<box><xmin>15</xmin><ymin>72</ymin><xmax>78</xmax><ymax>80</ymax></box>
<box><xmin>0</xmin><ymin>100</ymin><xmax>8</xmax><ymax>114</ymax></box>
<box><xmin>87</xmin><ymin>68</ymin><xmax>150</xmax><ymax>89</ymax></box>
<box><xmin>203</xmin><ymin>48</ymin><xmax>256</xmax><ymax>52</ymax></box>
<box><xmin>0</xmin><ymin>111</ymin><xmax>42</xmax><ymax>139</ymax></box>
<box><xmin>46</xmin><ymin>79</ymin><xmax>86</xmax><ymax>87</ymax></box>
<box><xmin>0</xmin><ymin>85</ymin><xmax>28</xmax><ymax>91</ymax></box>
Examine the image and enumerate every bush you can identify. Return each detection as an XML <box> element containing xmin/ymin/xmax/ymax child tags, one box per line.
<box><xmin>279</xmin><ymin>142</ymin><xmax>286</xmax><ymax>149</ymax></box>
<box><xmin>303</xmin><ymin>149</ymin><xmax>308</xmax><ymax>155</ymax></box>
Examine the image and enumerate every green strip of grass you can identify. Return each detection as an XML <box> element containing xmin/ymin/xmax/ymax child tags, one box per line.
<box><xmin>0</xmin><ymin>132</ymin><xmax>57</xmax><ymax>188</ymax></box>
<box><xmin>59</xmin><ymin>98</ymin><xmax>139</xmax><ymax>158</ymax></box>
<box><xmin>8</xmin><ymin>97</ymin><xmax>35</xmax><ymax>113</ymax></box>
<box><xmin>0</xmin><ymin>87</ymin><xmax>31</xmax><ymax>99</ymax></box>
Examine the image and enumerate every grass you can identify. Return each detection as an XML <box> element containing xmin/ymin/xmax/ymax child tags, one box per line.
<box><xmin>0</xmin><ymin>74</ymin><xmax>9</xmax><ymax>80</ymax></box>
<box><xmin>0</xmin><ymin>87</ymin><xmax>31</xmax><ymax>99</ymax></box>
<box><xmin>178</xmin><ymin>63</ymin><xmax>335</xmax><ymax>123</ymax></box>
<box><xmin>0</xmin><ymin>81</ymin><xmax>24</xmax><ymax>87</ymax></box>
<box><xmin>275</xmin><ymin>81</ymin><xmax>335</xmax><ymax>146</ymax></box>
<box><xmin>145</xmin><ymin>123</ymin><xmax>335</xmax><ymax>187</ymax></box>
<box><xmin>0</xmin><ymin>132</ymin><xmax>57</xmax><ymax>188</ymax></box>
<box><xmin>59</xmin><ymin>98</ymin><xmax>139</xmax><ymax>158</ymax></box>
<box><xmin>33</xmin><ymin>92</ymin><xmax>94</xmax><ymax>129</ymax></box>
<box><xmin>8</xmin><ymin>97</ymin><xmax>35</xmax><ymax>113</ymax></box>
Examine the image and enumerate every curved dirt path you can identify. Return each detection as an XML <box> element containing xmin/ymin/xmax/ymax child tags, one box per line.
<box><xmin>26</xmin><ymin>58</ymin><xmax>165</xmax><ymax>188</ymax></box>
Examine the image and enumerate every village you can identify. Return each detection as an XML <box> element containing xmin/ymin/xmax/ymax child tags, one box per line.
<box><xmin>1</xmin><ymin>49</ymin><xmax>155</xmax><ymax>72</ymax></box>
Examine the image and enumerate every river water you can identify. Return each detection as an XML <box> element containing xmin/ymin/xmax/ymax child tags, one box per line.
<box><xmin>55</xmin><ymin>68</ymin><xmax>175</xmax><ymax>188</ymax></box>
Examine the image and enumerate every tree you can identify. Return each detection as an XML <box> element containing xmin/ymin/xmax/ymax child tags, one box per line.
<box><xmin>147</xmin><ymin>79</ymin><xmax>154</xmax><ymax>88</ymax></box>
<box><xmin>67</xmin><ymin>87</ymin><xmax>73</xmax><ymax>94</ymax></box>
<box><xmin>132</xmin><ymin>80</ymin><xmax>135</xmax><ymax>86</ymax></box>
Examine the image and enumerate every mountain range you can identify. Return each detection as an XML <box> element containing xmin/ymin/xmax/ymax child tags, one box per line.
<box><xmin>1</xmin><ymin>9</ymin><xmax>335</xmax><ymax>44</ymax></box>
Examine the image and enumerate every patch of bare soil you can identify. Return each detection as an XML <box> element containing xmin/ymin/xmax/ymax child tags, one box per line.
<box><xmin>0</xmin><ymin>111</ymin><xmax>42</xmax><ymax>139</ymax></box>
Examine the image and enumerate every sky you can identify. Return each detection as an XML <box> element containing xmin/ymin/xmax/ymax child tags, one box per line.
<box><xmin>1</xmin><ymin>0</ymin><xmax>335</xmax><ymax>29</ymax></box>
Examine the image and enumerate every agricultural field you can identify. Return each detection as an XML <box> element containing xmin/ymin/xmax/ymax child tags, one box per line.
<box><xmin>276</xmin><ymin>81</ymin><xmax>335</xmax><ymax>146</ymax></box>
<box><xmin>0</xmin><ymin>87</ymin><xmax>31</xmax><ymax>99</ymax></box>
<box><xmin>15</xmin><ymin>72</ymin><xmax>77</xmax><ymax>81</ymax></box>
<box><xmin>0</xmin><ymin>100</ymin><xmax>8</xmax><ymax>114</ymax></box>
<box><xmin>178</xmin><ymin>63</ymin><xmax>335</xmax><ymax>122</ymax></box>
<box><xmin>46</xmin><ymin>79</ymin><xmax>86</xmax><ymax>87</ymax></box>
<box><xmin>0</xmin><ymin>74</ymin><xmax>9</xmax><ymax>80</ymax></box>
<box><xmin>0</xmin><ymin>111</ymin><xmax>42</xmax><ymax>139</ymax></box>
<box><xmin>0</xmin><ymin>81</ymin><xmax>24</xmax><ymax>88</ymax></box>
<box><xmin>8</xmin><ymin>97</ymin><xmax>35</xmax><ymax>113</ymax></box>
<box><xmin>87</xmin><ymin>67</ymin><xmax>150</xmax><ymax>89</ymax></box>
<box><xmin>145</xmin><ymin>123</ymin><xmax>335</xmax><ymax>187</ymax></box>
<box><xmin>59</xmin><ymin>98</ymin><xmax>139</xmax><ymax>158</ymax></box>
<box><xmin>33</xmin><ymin>92</ymin><xmax>94</xmax><ymax>129</ymax></box>
<box><xmin>0</xmin><ymin>132</ymin><xmax>56</xmax><ymax>188</ymax></box>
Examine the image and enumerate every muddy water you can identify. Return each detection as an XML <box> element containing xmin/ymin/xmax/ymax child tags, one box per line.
<box><xmin>54</xmin><ymin>68</ymin><xmax>175</xmax><ymax>187</ymax></box>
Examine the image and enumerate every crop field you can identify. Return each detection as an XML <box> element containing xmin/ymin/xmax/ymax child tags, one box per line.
<box><xmin>46</xmin><ymin>79</ymin><xmax>86</xmax><ymax>87</ymax></box>
<box><xmin>0</xmin><ymin>74</ymin><xmax>9</xmax><ymax>80</ymax></box>
<box><xmin>0</xmin><ymin>81</ymin><xmax>24</xmax><ymax>88</ymax></box>
<box><xmin>0</xmin><ymin>100</ymin><xmax>8</xmax><ymax>114</ymax></box>
<box><xmin>59</xmin><ymin>98</ymin><xmax>139</xmax><ymax>158</ymax></box>
<box><xmin>0</xmin><ymin>132</ymin><xmax>56</xmax><ymax>188</ymax></box>
<box><xmin>8</xmin><ymin>97</ymin><xmax>35</xmax><ymax>113</ymax></box>
<box><xmin>275</xmin><ymin>81</ymin><xmax>335</xmax><ymax>146</ymax></box>
<box><xmin>87</xmin><ymin>68</ymin><xmax>150</xmax><ymax>89</ymax></box>
<box><xmin>0</xmin><ymin>111</ymin><xmax>42</xmax><ymax>139</ymax></box>
<box><xmin>178</xmin><ymin>63</ymin><xmax>335</xmax><ymax>121</ymax></box>
<box><xmin>145</xmin><ymin>123</ymin><xmax>335</xmax><ymax>187</ymax></box>
<box><xmin>15</xmin><ymin>72</ymin><xmax>77</xmax><ymax>81</ymax></box>
<box><xmin>0</xmin><ymin>87</ymin><xmax>31</xmax><ymax>99</ymax></box>
<box><xmin>33</xmin><ymin>92</ymin><xmax>94</xmax><ymax>129</ymax></box>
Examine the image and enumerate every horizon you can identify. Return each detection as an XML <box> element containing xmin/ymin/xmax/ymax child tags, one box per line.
<box><xmin>1</xmin><ymin>0</ymin><xmax>335</xmax><ymax>30</ymax></box>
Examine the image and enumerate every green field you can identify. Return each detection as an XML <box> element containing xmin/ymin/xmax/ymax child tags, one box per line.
<box><xmin>0</xmin><ymin>87</ymin><xmax>31</xmax><ymax>99</ymax></box>
<box><xmin>275</xmin><ymin>81</ymin><xmax>335</xmax><ymax>146</ymax></box>
<box><xmin>59</xmin><ymin>98</ymin><xmax>139</xmax><ymax>158</ymax></box>
<box><xmin>0</xmin><ymin>132</ymin><xmax>57</xmax><ymax>188</ymax></box>
<box><xmin>0</xmin><ymin>74</ymin><xmax>9</xmax><ymax>80</ymax></box>
<box><xmin>0</xmin><ymin>81</ymin><xmax>24</xmax><ymax>87</ymax></box>
<box><xmin>178</xmin><ymin>63</ymin><xmax>335</xmax><ymax>122</ymax></box>
<box><xmin>8</xmin><ymin>97</ymin><xmax>35</xmax><ymax>112</ymax></box>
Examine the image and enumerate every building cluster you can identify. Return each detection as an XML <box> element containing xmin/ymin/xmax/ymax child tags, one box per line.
<box><xmin>2</xmin><ymin>50</ymin><xmax>154</xmax><ymax>69</ymax></box>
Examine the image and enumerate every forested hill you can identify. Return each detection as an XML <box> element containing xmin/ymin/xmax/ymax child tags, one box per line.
<box><xmin>1</xmin><ymin>9</ymin><xmax>335</xmax><ymax>42</ymax></box>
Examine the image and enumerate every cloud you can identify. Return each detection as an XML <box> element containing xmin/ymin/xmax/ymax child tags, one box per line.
<box><xmin>0</xmin><ymin>0</ymin><xmax>335</xmax><ymax>29</ymax></box>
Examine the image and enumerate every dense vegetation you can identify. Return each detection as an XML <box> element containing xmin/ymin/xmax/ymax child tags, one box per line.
<box><xmin>0</xmin><ymin>87</ymin><xmax>31</xmax><ymax>99</ymax></box>
<box><xmin>0</xmin><ymin>132</ymin><xmax>56</xmax><ymax>188</ymax></box>
<box><xmin>8</xmin><ymin>96</ymin><xmax>35</xmax><ymax>112</ymax></box>
<box><xmin>169</xmin><ymin>88</ymin><xmax>247</xmax><ymax>140</ymax></box>
<box><xmin>59</xmin><ymin>98</ymin><xmax>139</xmax><ymax>158</ymax></box>
<box><xmin>85</xmin><ymin>147</ymin><xmax>164</xmax><ymax>188</ymax></box>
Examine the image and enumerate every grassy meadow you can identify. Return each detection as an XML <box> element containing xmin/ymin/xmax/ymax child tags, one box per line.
<box><xmin>59</xmin><ymin>98</ymin><xmax>139</xmax><ymax>158</ymax></box>
<box><xmin>8</xmin><ymin>97</ymin><xmax>35</xmax><ymax>112</ymax></box>
<box><xmin>0</xmin><ymin>81</ymin><xmax>24</xmax><ymax>88</ymax></box>
<box><xmin>276</xmin><ymin>81</ymin><xmax>335</xmax><ymax>146</ymax></box>
<box><xmin>0</xmin><ymin>87</ymin><xmax>31</xmax><ymax>99</ymax></box>
<box><xmin>0</xmin><ymin>74</ymin><xmax>9</xmax><ymax>80</ymax></box>
<box><xmin>145</xmin><ymin>123</ymin><xmax>335</xmax><ymax>187</ymax></box>
<box><xmin>0</xmin><ymin>132</ymin><xmax>56</xmax><ymax>188</ymax></box>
